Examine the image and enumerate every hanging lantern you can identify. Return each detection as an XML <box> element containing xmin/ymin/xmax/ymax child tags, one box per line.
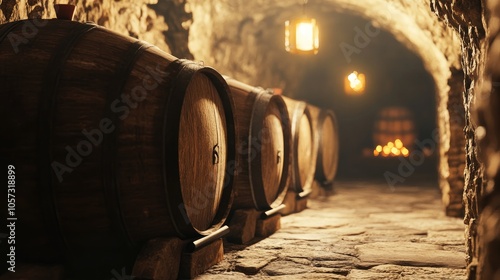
<box><xmin>285</xmin><ymin>1</ymin><xmax>319</xmax><ymax>55</ymax></box>
<box><xmin>344</xmin><ymin>71</ymin><xmax>366</xmax><ymax>95</ymax></box>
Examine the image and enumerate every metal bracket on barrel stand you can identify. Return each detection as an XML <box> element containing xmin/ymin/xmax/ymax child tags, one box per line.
<box><xmin>178</xmin><ymin>226</ymin><xmax>229</xmax><ymax>279</ymax></box>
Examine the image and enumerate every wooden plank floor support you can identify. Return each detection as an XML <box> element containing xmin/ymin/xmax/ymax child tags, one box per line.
<box><xmin>132</xmin><ymin>237</ymin><xmax>185</xmax><ymax>280</ymax></box>
<box><xmin>178</xmin><ymin>226</ymin><xmax>228</xmax><ymax>279</ymax></box>
<box><xmin>295</xmin><ymin>196</ymin><xmax>308</xmax><ymax>213</ymax></box>
<box><xmin>2</xmin><ymin>235</ymin><xmax>226</xmax><ymax>280</ymax></box>
<box><xmin>133</xmin><ymin>227</ymin><xmax>228</xmax><ymax>280</ymax></box>
<box><xmin>309</xmin><ymin>181</ymin><xmax>333</xmax><ymax>198</ymax></box>
<box><xmin>281</xmin><ymin>190</ymin><xmax>308</xmax><ymax>216</ymax></box>
<box><xmin>226</xmin><ymin>207</ymin><xmax>283</xmax><ymax>244</ymax></box>
<box><xmin>281</xmin><ymin>190</ymin><xmax>297</xmax><ymax>215</ymax></box>
<box><xmin>226</xmin><ymin>208</ymin><xmax>261</xmax><ymax>244</ymax></box>
<box><xmin>309</xmin><ymin>180</ymin><xmax>323</xmax><ymax>199</ymax></box>
<box><xmin>255</xmin><ymin>213</ymin><xmax>281</xmax><ymax>237</ymax></box>
<box><xmin>178</xmin><ymin>238</ymin><xmax>224</xmax><ymax>279</ymax></box>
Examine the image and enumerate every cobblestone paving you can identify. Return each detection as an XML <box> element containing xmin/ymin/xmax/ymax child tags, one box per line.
<box><xmin>197</xmin><ymin>181</ymin><xmax>467</xmax><ymax>279</ymax></box>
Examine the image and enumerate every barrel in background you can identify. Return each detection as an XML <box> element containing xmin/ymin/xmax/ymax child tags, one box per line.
<box><xmin>224</xmin><ymin>77</ymin><xmax>291</xmax><ymax>210</ymax></box>
<box><xmin>308</xmin><ymin>105</ymin><xmax>339</xmax><ymax>189</ymax></box>
<box><xmin>0</xmin><ymin>19</ymin><xmax>235</xmax><ymax>273</ymax></box>
<box><xmin>373</xmin><ymin>106</ymin><xmax>416</xmax><ymax>149</ymax></box>
<box><xmin>281</xmin><ymin>96</ymin><xmax>315</xmax><ymax>196</ymax></box>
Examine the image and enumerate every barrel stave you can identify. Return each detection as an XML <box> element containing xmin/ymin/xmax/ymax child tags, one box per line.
<box><xmin>281</xmin><ymin>96</ymin><xmax>315</xmax><ymax>195</ymax></box>
<box><xmin>226</xmin><ymin>78</ymin><xmax>290</xmax><ymax>210</ymax></box>
<box><xmin>230</xmin><ymin>84</ymin><xmax>259</xmax><ymax>209</ymax></box>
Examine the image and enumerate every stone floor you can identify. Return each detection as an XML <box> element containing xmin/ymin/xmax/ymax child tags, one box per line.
<box><xmin>197</xmin><ymin>181</ymin><xmax>467</xmax><ymax>279</ymax></box>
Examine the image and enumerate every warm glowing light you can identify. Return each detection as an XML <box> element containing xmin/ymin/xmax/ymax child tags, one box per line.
<box><xmin>348</xmin><ymin>73</ymin><xmax>362</xmax><ymax>90</ymax></box>
<box><xmin>296</xmin><ymin>22</ymin><xmax>314</xmax><ymax>51</ymax></box>
<box><xmin>285</xmin><ymin>18</ymin><xmax>319</xmax><ymax>54</ymax></box>
<box><xmin>344</xmin><ymin>71</ymin><xmax>366</xmax><ymax>95</ymax></box>
<box><xmin>395</xmin><ymin>139</ymin><xmax>403</xmax><ymax>149</ymax></box>
<box><xmin>382</xmin><ymin>146</ymin><xmax>391</xmax><ymax>155</ymax></box>
<box><xmin>373</xmin><ymin>139</ymin><xmax>410</xmax><ymax>158</ymax></box>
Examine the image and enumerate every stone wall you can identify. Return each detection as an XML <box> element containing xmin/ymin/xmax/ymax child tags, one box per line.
<box><xmin>150</xmin><ymin>0</ymin><xmax>193</xmax><ymax>59</ymax></box>
<box><xmin>0</xmin><ymin>0</ymin><xmax>171</xmax><ymax>53</ymax></box>
<box><xmin>475</xmin><ymin>0</ymin><xmax>500</xmax><ymax>278</ymax></box>
<box><xmin>430</xmin><ymin>0</ymin><xmax>500</xmax><ymax>278</ymax></box>
<box><xmin>446</xmin><ymin>68</ymin><xmax>467</xmax><ymax>217</ymax></box>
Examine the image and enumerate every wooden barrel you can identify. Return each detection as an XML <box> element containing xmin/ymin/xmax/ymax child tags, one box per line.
<box><xmin>373</xmin><ymin>106</ymin><xmax>416</xmax><ymax>148</ymax></box>
<box><xmin>308</xmin><ymin>105</ymin><xmax>339</xmax><ymax>187</ymax></box>
<box><xmin>224</xmin><ymin>77</ymin><xmax>291</xmax><ymax>210</ymax></box>
<box><xmin>281</xmin><ymin>96</ymin><xmax>315</xmax><ymax>195</ymax></box>
<box><xmin>0</xmin><ymin>19</ymin><xmax>235</xmax><ymax>266</ymax></box>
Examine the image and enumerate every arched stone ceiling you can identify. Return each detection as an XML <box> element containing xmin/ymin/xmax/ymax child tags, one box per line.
<box><xmin>187</xmin><ymin>0</ymin><xmax>464</xmax><ymax>216</ymax></box>
<box><xmin>188</xmin><ymin>0</ymin><xmax>461</xmax><ymax>90</ymax></box>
